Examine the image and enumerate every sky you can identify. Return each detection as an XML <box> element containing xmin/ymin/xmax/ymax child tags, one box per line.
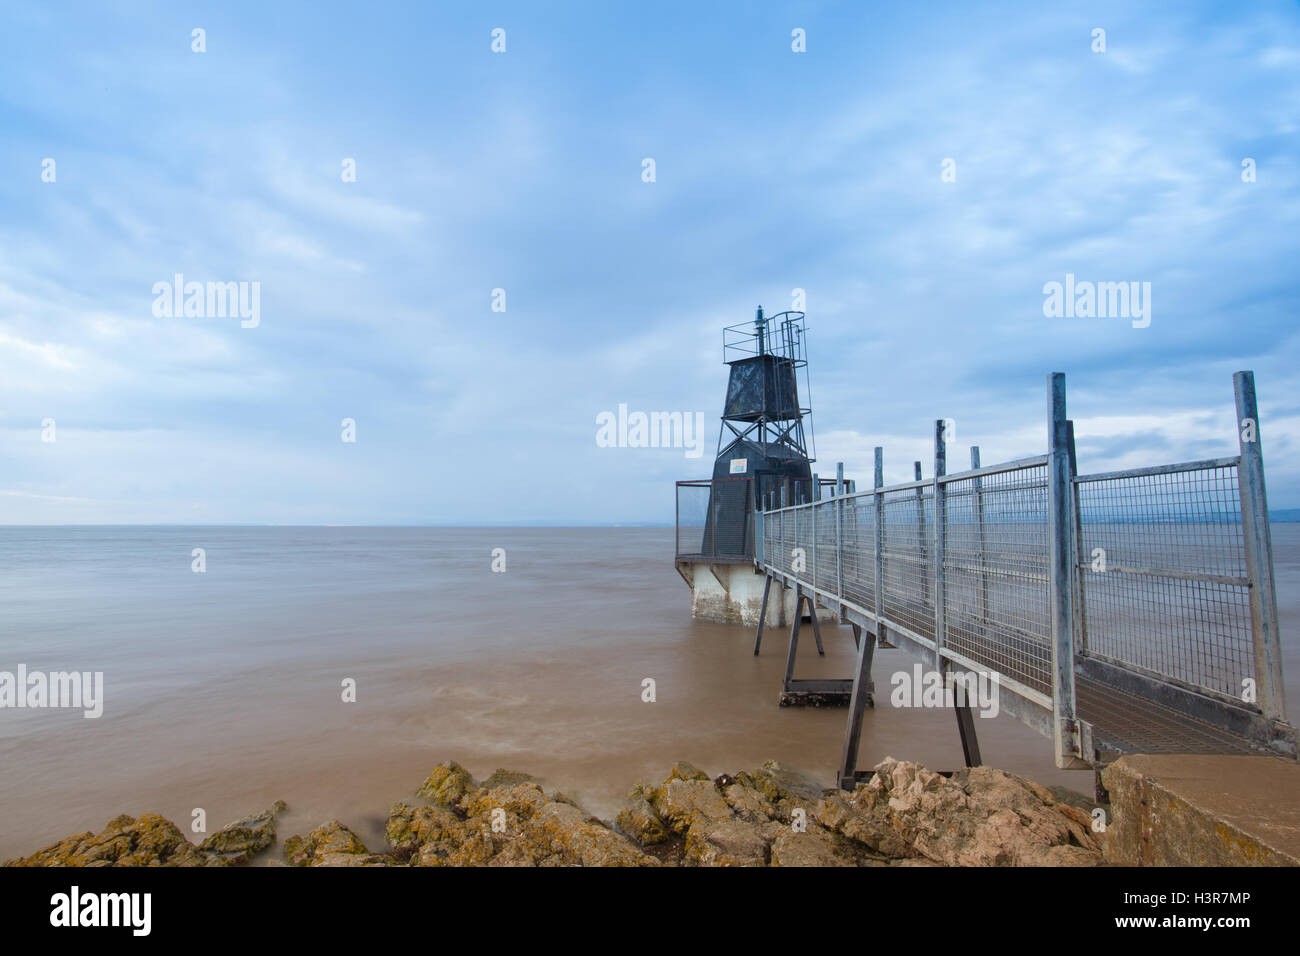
<box><xmin>1</xmin><ymin>1</ymin><xmax>1298</xmax><ymax>524</ymax></box>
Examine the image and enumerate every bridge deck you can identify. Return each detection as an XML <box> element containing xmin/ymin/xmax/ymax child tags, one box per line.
<box><xmin>757</xmin><ymin>564</ymin><xmax>1292</xmax><ymax>769</ymax></box>
<box><xmin>933</xmin><ymin>610</ymin><xmax>1271</xmax><ymax>757</ymax></box>
<box><xmin>1076</xmin><ymin>679</ymin><xmax>1262</xmax><ymax>757</ymax></box>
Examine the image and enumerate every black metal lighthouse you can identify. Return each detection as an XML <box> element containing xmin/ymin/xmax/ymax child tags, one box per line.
<box><xmin>712</xmin><ymin>306</ymin><xmax>815</xmax><ymax>509</ymax></box>
<box><xmin>678</xmin><ymin>307</ymin><xmax>816</xmax><ymax>561</ymax></box>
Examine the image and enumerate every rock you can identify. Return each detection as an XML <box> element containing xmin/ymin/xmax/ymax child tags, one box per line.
<box><xmin>615</xmin><ymin>786</ymin><xmax>670</xmax><ymax>847</ymax></box>
<box><xmin>198</xmin><ymin>800</ymin><xmax>287</xmax><ymax>864</ymax></box>
<box><xmin>666</xmin><ymin>761</ymin><xmax>710</xmax><ymax>783</ymax></box>
<box><xmin>386</xmin><ymin>802</ymin><xmax>467</xmax><ymax>863</ymax></box>
<box><xmin>814</xmin><ymin>757</ymin><xmax>1103</xmax><ymax>867</ymax></box>
<box><xmin>721</xmin><ymin>780</ymin><xmax>773</xmax><ymax>821</ymax></box>
<box><xmin>283</xmin><ymin>820</ymin><xmax>397</xmax><ymax>867</ymax></box>
<box><xmin>6</xmin><ymin>757</ymin><xmax>1102</xmax><ymax>868</ymax></box>
<box><xmin>4</xmin><ymin>813</ymin><xmax>220</xmax><ymax>867</ymax></box>
<box><xmin>770</xmin><ymin>828</ymin><xmax>860</xmax><ymax>867</ymax></box>
<box><xmin>479</xmin><ymin>769</ymin><xmax>536</xmax><ymax>790</ymax></box>
<box><xmin>815</xmin><ymin>787</ymin><xmax>916</xmax><ymax>859</ymax></box>
<box><xmin>461</xmin><ymin>781</ymin><xmax>550</xmax><ymax>822</ymax></box>
<box><xmin>416</xmin><ymin>761</ymin><xmax>477</xmax><ymax>807</ymax></box>
<box><xmin>742</xmin><ymin>760</ymin><xmax>830</xmax><ymax>803</ymax></box>
<box><xmin>653</xmin><ymin>779</ymin><xmax>733</xmax><ymax>834</ymax></box>
<box><xmin>524</xmin><ymin>801</ymin><xmax>658</xmax><ymax>867</ymax></box>
<box><xmin>731</xmin><ymin>761</ymin><xmax>829</xmax><ymax>825</ymax></box>
<box><xmin>395</xmin><ymin>776</ymin><xmax>658</xmax><ymax>867</ymax></box>
<box><xmin>684</xmin><ymin>819</ymin><xmax>770</xmax><ymax>866</ymax></box>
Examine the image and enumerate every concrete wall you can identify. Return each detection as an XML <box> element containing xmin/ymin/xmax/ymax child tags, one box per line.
<box><xmin>1101</xmin><ymin>754</ymin><xmax>1300</xmax><ymax>866</ymax></box>
<box><xmin>679</xmin><ymin>561</ymin><xmax>793</xmax><ymax>627</ymax></box>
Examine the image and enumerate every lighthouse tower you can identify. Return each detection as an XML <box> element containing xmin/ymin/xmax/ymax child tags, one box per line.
<box><xmin>674</xmin><ymin>307</ymin><xmax>817</xmax><ymax>625</ymax></box>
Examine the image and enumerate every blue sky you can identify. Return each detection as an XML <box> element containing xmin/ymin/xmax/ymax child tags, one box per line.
<box><xmin>1</xmin><ymin>1</ymin><xmax>1298</xmax><ymax>523</ymax></box>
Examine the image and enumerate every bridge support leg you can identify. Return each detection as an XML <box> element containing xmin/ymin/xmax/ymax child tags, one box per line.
<box><xmin>837</xmin><ymin>623</ymin><xmax>876</xmax><ymax>789</ymax></box>
<box><xmin>782</xmin><ymin>587</ymin><xmax>806</xmax><ymax>690</ymax></box>
<box><xmin>801</xmin><ymin>591</ymin><xmax>825</xmax><ymax>656</ymax></box>
<box><xmin>954</xmin><ymin>698</ymin><xmax>982</xmax><ymax>768</ymax></box>
<box><xmin>780</xmin><ymin>587</ymin><xmax>856</xmax><ymax>706</ymax></box>
<box><xmin>752</xmin><ymin>573</ymin><xmax>773</xmax><ymax>656</ymax></box>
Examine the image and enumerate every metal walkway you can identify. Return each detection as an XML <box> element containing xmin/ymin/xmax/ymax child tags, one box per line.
<box><xmin>750</xmin><ymin>372</ymin><xmax>1297</xmax><ymax>787</ymax></box>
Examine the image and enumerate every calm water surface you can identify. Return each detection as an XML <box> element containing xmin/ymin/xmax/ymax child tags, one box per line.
<box><xmin>2</xmin><ymin>525</ymin><xmax>1297</xmax><ymax>859</ymax></box>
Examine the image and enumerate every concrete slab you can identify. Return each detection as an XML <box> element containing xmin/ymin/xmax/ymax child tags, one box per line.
<box><xmin>1102</xmin><ymin>754</ymin><xmax>1300</xmax><ymax>866</ymax></box>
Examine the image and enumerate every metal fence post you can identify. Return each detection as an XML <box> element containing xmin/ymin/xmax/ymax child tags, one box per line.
<box><xmin>914</xmin><ymin>461</ymin><xmax>928</xmax><ymax>605</ymax></box>
<box><xmin>675</xmin><ymin>481</ymin><xmax>680</xmax><ymax>561</ymax></box>
<box><xmin>933</xmin><ymin>421</ymin><xmax>947</xmax><ymax>671</ymax></box>
<box><xmin>706</xmin><ymin>479</ymin><xmax>714</xmax><ymax>559</ymax></box>
<box><xmin>1234</xmin><ymin>370</ymin><xmax>1286</xmax><ymax>722</ymax></box>
<box><xmin>1048</xmin><ymin>372</ymin><xmax>1082</xmax><ymax>767</ymax></box>
<box><xmin>874</xmin><ymin>448</ymin><xmax>886</xmax><ymax>646</ymax></box>
<box><xmin>811</xmin><ymin>473</ymin><xmax>818</xmax><ymax>592</ymax></box>
<box><xmin>971</xmin><ymin>447</ymin><xmax>989</xmax><ymax>636</ymax></box>
<box><xmin>836</xmin><ymin>462</ymin><xmax>846</xmax><ymax>617</ymax></box>
<box><xmin>1066</xmin><ymin>421</ymin><xmax>1089</xmax><ymax>656</ymax></box>
<box><xmin>780</xmin><ymin>485</ymin><xmax>787</xmax><ymax>575</ymax></box>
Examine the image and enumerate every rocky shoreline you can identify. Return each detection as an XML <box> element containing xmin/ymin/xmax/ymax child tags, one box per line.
<box><xmin>3</xmin><ymin>757</ymin><xmax>1107</xmax><ymax>867</ymax></box>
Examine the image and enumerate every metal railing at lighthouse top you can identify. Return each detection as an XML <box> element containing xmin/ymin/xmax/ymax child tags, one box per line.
<box><xmin>755</xmin><ymin>371</ymin><xmax>1296</xmax><ymax>778</ymax></box>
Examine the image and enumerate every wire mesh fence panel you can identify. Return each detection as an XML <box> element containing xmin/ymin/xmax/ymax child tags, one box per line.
<box><xmin>941</xmin><ymin>465</ymin><xmax>1052</xmax><ymax>695</ymax></box>
<box><xmin>775</xmin><ymin>508</ymin><xmax>789</xmax><ymax>576</ymax></box>
<box><xmin>675</xmin><ymin>479</ymin><xmax>753</xmax><ymax>560</ymax></box>
<box><xmin>880</xmin><ymin>485</ymin><xmax>935</xmax><ymax>642</ymax></box>
<box><xmin>794</xmin><ymin>506</ymin><xmax>809</xmax><ymax>578</ymax></box>
<box><xmin>842</xmin><ymin>495</ymin><xmax>875</xmax><ymax>610</ymax></box>
<box><xmin>814</xmin><ymin>498</ymin><xmax>839</xmax><ymax>594</ymax></box>
<box><xmin>675</xmin><ymin>481</ymin><xmax>711</xmax><ymax>557</ymax></box>
<box><xmin>781</xmin><ymin>509</ymin><xmax>794</xmax><ymax>574</ymax></box>
<box><xmin>1076</xmin><ymin>461</ymin><xmax>1253</xmax><ymax>700</ymax></box>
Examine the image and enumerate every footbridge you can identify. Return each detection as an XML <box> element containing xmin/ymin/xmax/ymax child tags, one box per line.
<box><xmin>679</xmin><ymin>371</ymin><xmax>1297</xmax><ymax>789</ymax></box>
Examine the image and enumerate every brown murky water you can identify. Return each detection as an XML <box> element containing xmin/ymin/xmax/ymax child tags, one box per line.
<box><xmin>2</xmin><ymin>525</ymin><xmax>1297</xmax><ymax>859</ymax></box>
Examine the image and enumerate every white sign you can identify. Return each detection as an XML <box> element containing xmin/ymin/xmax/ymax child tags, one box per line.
<box><xmin>730</xmin><ymin>458</ymin><xmax>748</xmax><ymax>474</ymax></box>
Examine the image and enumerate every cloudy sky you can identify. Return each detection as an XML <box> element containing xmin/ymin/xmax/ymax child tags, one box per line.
<box><xmin>2</xmin><ymin>1</ymin><xmax>1298</xmax><ymax>524</ymax></box>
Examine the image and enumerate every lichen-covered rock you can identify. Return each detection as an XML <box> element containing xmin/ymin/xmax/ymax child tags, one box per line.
<box><xmin>653</xmin><ymin>779</ymin><xmax>733</xmax><ymax>834</ymax></box>
<box><xmin>393</xmin><ymin>775</ymin><xmax>658</xmax><ymax>867</ymax></box>
<box><xmin>416</xmin><ymin>761</ymin><xmax>477</xmax><ymax>807</ymax></box>
<box><xmin>283</xmin><ymin>820</ymin><xmax>397</xmax><ymax>867</ymax></box>
<box><xmin>740</xmin><ymin>761</ymin><xmax>830</xmax><ymax>806</ymax></box>
<box><xmin>729</xmin><ymin>761</ymin><xmax>829</xmax><ymax>826</ymax></box>
<box><xmin>479</xmin><ymin>769</ymin><xmax>536</xmax><ymax>790</ymax></box>
<box><xmin>460</xmin><ymin>781</ymin><xmax>550</xmax><ymax>822</ymax></box>
<box><xmin>615</xmin><ymin>785</ymin><xmax>670</xmax><ymax>847</ymax></box>
<box><xmin>770</xmin><ymin>827</ymin><xmax>861</xmax><ymax>867</ymax></box>
<box><xmin>6</xmin><ymin>757</ymin><xmax>1102</xmax><ymax>868</ymax></box>
<box><xmin>721</xmin><ymin>780</ymin><xmax>774</xmax><ymax>821</ymax></box>
<box><xmin>386</xmin><ymin>802</ymin><xmax>468</xmax><ymax>863</ymax></box>
<box><xmin>665</xmin><ymin>761</ymin><xmax>711</xmax><ymax>784</ymax></box>
<box><xmin>198</xmin><ymin>800</ymin><xmax>287</xmax><ymax>864</ymax></box>
<box><xmin>684</xmin><ymin>819</ymin><xmax>770</xmax><ymax>866</ymax></box>
<box><xmin>4</xmin><ymin>813</ymin><xmax>221</xmax><ymax>867</ymax></box>
<box><xmin>524</xmin><ymin>801</ymin><xmax>658</xmax><ymax>867</ymax></box>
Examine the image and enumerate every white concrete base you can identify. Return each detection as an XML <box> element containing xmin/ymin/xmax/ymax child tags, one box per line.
<box><xmin>677</xmin><ymin>561</ymin><xmax>836</xmax><ymax>628</ymax></box>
